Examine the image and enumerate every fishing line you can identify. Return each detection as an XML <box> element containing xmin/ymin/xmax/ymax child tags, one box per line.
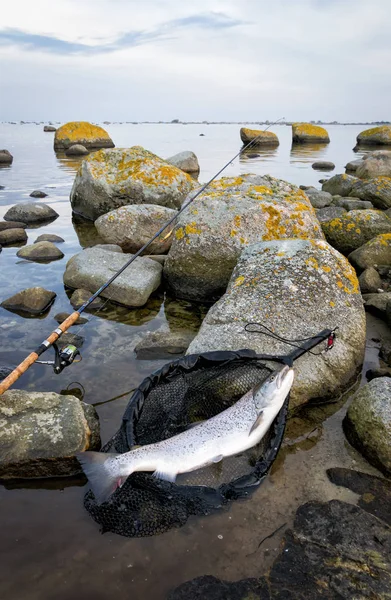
<box><xmin>244</xmin><ymin>322</ymin><xmax>338</xmax><ymax>356</ymax></box>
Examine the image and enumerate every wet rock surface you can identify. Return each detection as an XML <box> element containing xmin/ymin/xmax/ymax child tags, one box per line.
<box><xmin>0</xmin><ymin>390</ymin><xmax>100</xmax><ymax>478</ymax></box>
<box><xmin>0</xmin><ymin>220</ymin><xmax>27</xmax><ymax>231</ymax></box>
<box><xmin>0</xmin><ymin>228</ymin><xmax>27</xmax><ymax>245</ymax></box>
<box><xmin>320</xmin><ymin>209</ymin><xmax>391</xmax><ymax>254</ymax></box>
<box><xmin>344</xmin><ymin>377</ymin><xmax>391</xmax><ymax>475</ymax></box>
<box><xmin>135</xmin><ymin>327</ymin><xmax>196</xmax><ymax>359</ymax></box>
<box><xmin>4</xmin><ymin>202</ymin><xmax>59</xmax><ymax>224</ymax></box>
<box><xmin>54</xmin><ymin>312</ymin><xmax>88</xmax><ymax>325</ymax></box>
<box><xmin>0</xmin><ymin>286</ymin><xmax>56</xmax><ymax>315</ymax></box>
<box><xmin>16</xmin><ymin>241</ymin><xmax>64</xmax><ymax>262</ymax></box>
<box><xmin>34</xmin><ymin>233</ymin><xmax>65</xmax><ymax>243</ymax></box>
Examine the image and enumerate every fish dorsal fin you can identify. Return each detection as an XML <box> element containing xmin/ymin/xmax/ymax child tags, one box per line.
<box><xmin>248</xmin><ymin>411</ymin><xmax>264</xmax><ymax>436</ymax></box>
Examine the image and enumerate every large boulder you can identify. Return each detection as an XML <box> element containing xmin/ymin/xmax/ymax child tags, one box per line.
<box><xmin>63</xmin><ymin>247</ymin><xmax>162</xmax><ymax>307</ymax></box>
<box><xmin>16</xmin><ymin>241</ymin><xmax>64</xmax><ymax>262</ymax></box>
<box><xmin>166</xmin><ymin>151</ymin><xmax>200</xmax><ymax>175</ymax></box>
<box><xmin>344</xmin><ymin>378</ymin><xmax>391</xmax><ymax>475</ymax></box>
<box><xmin>187</xmin><ymin>239</ymin><xmax>365</xmax><ymax>409</ymax></box>
<box><xmin>70</xmin><ymin>146</ymin><xmax>195</xmax><ymax>220</ymax></box>
<box><xmin>0</xmin><ymin>287</ymin><xmax>56</xmax><ymax>315</ymax></box>
<box><xmin>320</xmin><ymin>209</ymin><xmax>391</xmax><ymax>254</ymax></box>
<box><xmin>355</xmin><ymin>125</ymin><xmax>391</xmax><ymax>147</ymax></box>
<box><xmin>349</xmin><ymin>176</ymin><xmax>391</xmax><ymax>209</ymax></box>
<box><xmin>0</xmin><ymin>228</ymin><xmax>27</xmax><ymax>245</ymax></box>
<box><xmin>348</xmin><ymin>233</ymin><xmax>391</xmax><ymax>270</ymax></box>
<box><xmin>240</xmin><ymin>127</ymin><xmax>279</xmax><ymax>146</ymax></box>
<box><xmin>322</xmin><ymin>173</ymin><xmax>357</xmax><ymax>196</ymax></box>
<box><xmin>0</xmin><ymin>390</ymin><xmax>100</xmax><ymax>478</ymax></box>
<box><xmin>0</xmin><ymin>149</ymin><xmax>13</xmax><ymax>164</ymax></box>
<box><xmin>3</xmin><ymin>202</ymin><xmax>59</xmax><ymax>224</ymax></box>
<box><xmin>54</xmin><ymin>121</ymin><xmax>114</xmax><ymax>150</ymax></box>
<box><xmin>94</xmin><ymin>204</ymin><xmax>177</xmax><ymax>254</ymax></box>
<box><xmin>292</xmin><ymin>123</ymin><xmax>330</xmax><ymax>143</ymax></box>
<box><xmin>164</xmin><ymin>174</ymin><xmax>324</xmax><ymax>302</ymax></box>
<box><xmin>356</xmin><ymin>150</ymin><xmax>391</xmax><ymax>179</ymax></box>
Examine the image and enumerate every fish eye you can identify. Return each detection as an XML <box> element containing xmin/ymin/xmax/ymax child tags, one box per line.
<box><xmin>270</xmin><ymin>375</ymin><xmax>275</xmax><ymax>381</ymax></box>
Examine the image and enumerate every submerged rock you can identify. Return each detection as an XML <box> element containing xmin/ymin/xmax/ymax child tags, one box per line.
<box><xmin>320</xmin><ymin>209</ymin><xmax>391</xmax><ymax>254</ymax></box>
<box><xmin>355</xmin><ymin>125</ymin><xmax>391</xmax><ymax>147</ymax></box>
<box><xmin>30</xmin><ymin>190</ymin><xmax>48</xmax><ymax>198</ymax></box>
<box><xmin>65</xmin><ymin>144</ymin><xmax>89</xmax><ymax>156</ymax></box>
<box><xmin>348</xmin><ymin>233</ymin><xmax>391</xmax><ymax>270</ymax></box>
<box><xmin>0</xmin><ymin>220</ymin><xmax>27</xmax><ymax>231</ymax></box>
<box><xmin>312</xmin><ymin>160</ymin><xmax>335</xmax><ymax>170</ymax></box>
<box><xmin>292</xmin><ymin>123</ymin><xmax>330</xmax><ymax>143</ymax></box>
<box><xmin>356</xmin><ymin>150</ymin><xmax>391</xmax><ymax>179</ymax></box>
<box><xmin>164</xmin><ymin>174</ymin><xmax>324</xmax><ymax>302</ymax></box>
<box><xmin>64</xmin><ymin>247</ymin><xmax>162</xmax><ymax>307</ymax></box>
<box><xmin>240</xmin><ymin>127</ymin><xmax>279</xmax><ymax>146</ymax></box>
<box><xmin>70</xmin><ymin>146</ymin><xmax>195</xmax><ymax>220</ymax></box>
<box><xmin>4</xmin><ymin>202</ymin><xmax>59</xmax><ymax>224</ymax></box>
<box><xmin>322</xmin><ymin>173</ymin><xmax>357</xmax><ymax>196</ymax></box>
<box><xmin>344</xmin><ymin>377</ymin><xmax>391</xmax><ymax>475</ymax></box>
<box><xmin>70</xmin><ymin>288</ymin><xmax>104</xmax><ymax>310</ymax></box>
<box><xmin>16</xmin><ymin>241</ymin><xmax>64</xmax><ymax>262</ymax></box>
<box><xmin>0</xmin><ymin>149</ymin><xmax>13</xmax><ymax>164</ymax></box>
<box><xmin>54</xmin><ymin>121</ymin><xmax>114</xmax><ymax>150</ymax></box>
<box><xmin>95</xmin><ymin>204</ymin><xmax>177</xmax><ymax>254</ymax></box>
<box><xmin>135</xmin><ymin>327</ymin><xmax>196</xmax><ymax>359</ymax></box>
<box><xmin>187</xmin><ymin>239</ymin><xmax>365</xmax><ymax>408</ymax></box>
<box><xmin>359</xmin><ymin>267</ymin><xmax>382</xmax><ymax>293</ymax></box>
<box><xmin>166</xmin><ymin>151</ymin><xmax>200</xmax><ymax>175</ymax></box>
<box><xmin>1</xmin><ymin>287</ymin><xmax>56</xmax><ymax>315</ymax></box>
<box><xmin>0</xmin><ymin>228</ymin><xmax>27</xmax><ymax>245</ymax></box>
<box><xmin>0</xmin><ymin>390</ymin><xmax>100</xmax><ymax>478</ymax></box>
<box><xmin>349</xmin><ymin>176</ymin><xmax>391</xmax><ymax>210</ymax></box>
<box><xmin>34</xmin><ymin>233</ymin><xmax>65</xmax><ymax>243</ymax></box>
<box><xmin>54</xmin><ymin>312</ymin><xmax>88</xmax><ymax>325</ymax></box>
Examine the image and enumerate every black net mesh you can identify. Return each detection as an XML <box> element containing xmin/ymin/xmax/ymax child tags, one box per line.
<box><xmin>84</xmin><ymin>350</ymin><xmax>289</xmax><ymax>538</ymax></box>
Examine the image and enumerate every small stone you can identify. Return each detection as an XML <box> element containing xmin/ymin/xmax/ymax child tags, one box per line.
<box><xmin>362</xmin><ymin>292</ymin><xmax>391</xmax><ymax>319</ymax></box>
<box><xmin>17</xmin><ymin>241</ymin><xmax>64</xmax><ymax>262</ymax></box>
<box><xmin>0</xmin><ymin>228</ymin><xmax>27</xmax><ymax>245</ymax></box>
<box><xmin>0</xmin><ymin>220</ymin><xmax>27</xmax><ymax>231</ymax></box>
<box><xmin>70</xmin><ymin>289</ymin><xmax>104</xmax><ymax>310</ymax></box>
<box><xmin>65</xmin><ymin>144</ymin><xmax>89</xmax><ymax>156</ymax></box>
<box><xmin>4</xmin><ymin>202</ymin><xmax>59</xmax><ymax>224</ymax></box>
<box><xmin>43</xmin><ymin>125</ymin><xmax>56</xmax><ymax>132</ymax></box>
<box><xmin>34</xmin><ymin>234</ymin><xmax>65</xmax><ymax>243</ymax></box>
<box><xmin>305</xmin><ymin>188</ymin><xmax>333</xmax><ymax>209</ymax></box>
<box><xmin>349</xmin><ymin>234</ymin><xmax>391</xmax><ymax>271</ymax></box>
<box><xmin>322</xmin><ymin>174</ymin><xmax>357</xmax><ymax>196</ymax></box>
<box><xmin>312</xmin><ymin>161</ymin><xmax>335</xmax><ymax>170</ymax></box>
<box><xmin>359</xmin><ymin>267</ymin><xmax>382</xmax><ymax>293</ymax></box>
<box><xmin>0</xmin><ymin>149</ymin><xmax>13</xmax><ymax>164</ymax></box>
<box><xmin>54</xmin><ymin>312</ymin><xmax>88</xmax><ymax>325</ymax></box>
<box><xmin>0</xmin><ymin>287</ymin><xmax>56</xmax><ymax>315</ymax></box>
<box><xmin>345</xmin><ymin>159</ymin><xmax>364</xmax><ymax>172</ymax></box>
<box><xmin>30</xmin><ymin>190</ymin><xmax>48</xmax><ymax>198</ymax></box>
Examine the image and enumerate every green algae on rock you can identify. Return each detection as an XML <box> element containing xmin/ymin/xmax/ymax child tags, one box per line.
<box><xmin>54</xmin><ymin>121</ymin><xmax>114</xmax><ymax>150</ymax></box>
<box><xmin>292</xmin><ymin>122</ymin><xmax>330</xmax><ymax>143</ymax></box>
<box><xmin>70</xmin><ymin>146</ymin><xmax>195</xmax><ymax>220</ymax></box>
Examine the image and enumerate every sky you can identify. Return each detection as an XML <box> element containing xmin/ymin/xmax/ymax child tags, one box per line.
<box><xmin>0</xmin><ymin>0</ymin><xmax>390</xmax><ymax>122</ymax></box>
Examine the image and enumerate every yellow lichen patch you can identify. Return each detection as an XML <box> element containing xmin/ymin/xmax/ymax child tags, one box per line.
<box><xmin>336</xmin><ymin>280</ymin><xmax>343</xmax><ymax>288</ymax></box>
<box><xmin>322</xmin><ymin>266</ymin><xmax>331</xmax><ymax>273</ymax></box>
<box><xmin>292</xmin><ymin>122</ymin><xmax>329</xmax><ymax>140</ymax></box>
<box><xmin>175</xmin><ymin>227</ymin><xmax>184</xmax><ymax>240</ymax></box>
<box><xmin>230</xmin><ymin>229</ymin><xmax>237</xmax><ymax>237</ymax></box>
<box><xmin>240</xmin><ymin>128</ymin><xmax>279</xmax><ymax>145</ymax></box>
<box><xmin>249</xmin><ymin>185</ymin><xmax>273</xmax><ymax>195</ymax></box>
<box><xmin>234</xmin><ymin>215</ymin><xmax>241</xmax><ymax>228</ymax></box>
<box><xmin>54</xmin><ymin>121</ymin><xmax>113</xmax><ymax>149</ymax></box>
<box><xmin>277</xmin><ymin>251</ymin><xmax>286</xmax><ymax>257</ymax></box>
<box><xmin>330</xmin><ymin>301</ymin><xmax>335</xmax><ymax>307</ymax></box>
<box><xmin>305</xmin><ymin>257</ymin><xmax>319</xmax><ymax>270</ymax></box>
<box><xmin>358</xmin><ymin>125</ymin><xmax>391</xmax><ymax>140</ymax></box>
<box><xmin>185</xmin><ymin>222</ymin><xmax>201</xmax><ymax>235</ymax></box>
<box><xmin>234</xmin><ymin>275</ymin><xmax>245</xmax><ymax>287</ymax></box>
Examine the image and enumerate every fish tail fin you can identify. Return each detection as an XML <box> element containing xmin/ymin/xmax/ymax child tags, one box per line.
<box><xmin>77</xmin><ymin>451</ymin><xmax>124</xmax><ymax>504</ymax></box>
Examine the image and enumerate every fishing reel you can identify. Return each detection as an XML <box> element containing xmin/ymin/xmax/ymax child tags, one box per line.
<box><xmin>36</xmin><ymin>342</ymin><xmax>82</xmax><ymax>374</ymax></box>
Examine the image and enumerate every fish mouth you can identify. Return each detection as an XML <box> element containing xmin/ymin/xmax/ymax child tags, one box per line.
<box><xmin>276</xmin><ymin>365</ymin><xmax>293</xmax><ymax>389</ymax></box>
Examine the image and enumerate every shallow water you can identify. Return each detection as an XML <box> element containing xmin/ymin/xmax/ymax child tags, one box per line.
<box><xmin>0</xmin><ymin>123</ymin><xmax>380</xmax><ymax>599</ymax></box>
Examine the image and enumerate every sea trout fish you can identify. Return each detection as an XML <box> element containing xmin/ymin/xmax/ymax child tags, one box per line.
<box><xmin>78</xmin><ymin>365</ymin><xmax>294</xmax><ymax>503</ymax></box>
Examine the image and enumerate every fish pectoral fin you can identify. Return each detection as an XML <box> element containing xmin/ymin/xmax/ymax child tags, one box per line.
<box><xmin>212</xmin><ymin>455</ymin><xmax>224</xmax><ymax>463</ymax></box>
<box><xmin>249</xmin><ymin>411</ymin><xmax>264</xmax><ymax>436</ymax></box>
<box><xmin>152</xmin><ymin>469</ymin><xmax>178</xmax><ymax>483</ymax></box>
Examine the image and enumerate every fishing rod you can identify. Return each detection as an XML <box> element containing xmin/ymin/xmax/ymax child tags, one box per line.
<box><xmin>0</xmin><ymin>118</ymin><xmax>285</xmax><ymax>395</ymax></box>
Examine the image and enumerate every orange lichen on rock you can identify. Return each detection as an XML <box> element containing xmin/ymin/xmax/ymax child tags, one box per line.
<box><xmin>292</xmin><ymin>123</ymin><xmax>330</xmax><ymax>143</ymax></box>
<box><xmin>54</xmin><ymin>121</ymin><xmax>114</xmax><ymax>150</ymax></box>
<box><xmin>240</xmin><ymin>128</ymin><xmax>279</xmax><ymax>146</ymax></box>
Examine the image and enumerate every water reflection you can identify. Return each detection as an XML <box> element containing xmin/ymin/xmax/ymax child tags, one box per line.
<box><xmin>290</xmin><ymin>142</ymin><xmax>329</xmax><ymax>165</ymax></box>
<box><xmin>55</xmin><ymin>152</ymin><xmax>85</xmax><ymax>174</ymax></box>
<box><xmin>72</xmin><ymin>216</ymin><xmax>103</xmax><ymax>247</ymax></box>
<box><xmin>239</xmin><ymin>146</ymin><xmax>278</xmax><ymax>164</ymax></box>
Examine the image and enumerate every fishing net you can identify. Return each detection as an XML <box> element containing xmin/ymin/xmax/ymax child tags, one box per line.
<box><xmin>84</xmin><ymin>349</ymin><xmax>289</xmax><ymax>538</ymax></box>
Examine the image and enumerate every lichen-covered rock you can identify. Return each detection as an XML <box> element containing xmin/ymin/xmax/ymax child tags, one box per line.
<box><xmin>312</xmin><ymin>160</ymin><xmax>335</xmax><ymax>170</ymax></box>
<box><xmin>166</xmin><ymin>151</ymin><xmax>200</xmax><ymax>175</ymax></box>
<box><xmin>164</xmin><ymin>174</ymin><xmax>324</xmax><ymax>302</ymax></box>
<box><xmin>187</xmin><ymin>239</ymin><xmax>365</xmax><ymax>408</ymax></box>
<box><xmin>359</xmin><ymin>267</ymin><xmax>382</xmax><ymax>293</ymax></box>
<box><xmin>316</xmin><ymin>206</ymin><xmax>347</xmax><ymax>222</ymax></box>
<box><xmin>356</xmin><ymin>150</ymin><xmax>391</xmax><ymax>179</ymax></box>
<box><xmin>64</xmin><ymin>247</ymin><xmax>162</xmax><ymax>307</ymax></box>
<box><xmin>16</xmin><ymin>241</ymin><xmax>64</xmax><ymax>262</ymax></box>
<box><xmin>94</xmin><ymin>204</ymin><xmax>177</xmax><ymax>254</ymax></box>
<box><xmin>345</xmin><ymin>158</ymin><xmax>364</xmax><ymax>172</ymax></box>
<box><xmin>320</xmin><ymin>209</ymin><xmax>391</xmax><ymax>254</ymax></box>
<box><xmin>3</xmin><ymin>202</ymin><xmax>59</xmax><ymax>224</ymax></box>
<box><xmin>356</xmin><ymin>125</ymin><xmax>391</xmax><ymax>147</ymax></box>
<box><xmin>0</xmin><ymin>228</ymin><xmax>27</xmax><ymax>245</ymax></box>
<box><xmin>344</xmin><ymin>378</ymin><xmax>391</xmax><ymax>475</ymax></box>
<box><xmin>240</xmin><ymin>127</ymin><xmax>279</xmax><ymax>146</ymax></box>
<box><xmin>0</xmin><ymin>390</ymin><xmax>100</xmax><ymax>478</ymax></box>
<box><xmin>65</xmin><ymin>144</ymin><xmax>89</xmax><ymax>156</ymax></box>
<box><xmin>322</xmin><ymin>173</ymin><xmax>357</xmax><ymax>196</ymax></box>
<box><xmin>0</xmin><ymin>149</ymin><xmax>13</xmax><ymax>164</ymax></box>
<box><xmin>332</xmin><ymin>196</ymin><xmax>373</xmax><ymax>211</ymax></box>
<box><xmin>54</xmin><ymin>121</ymin><xmax>114</xmax><ymax>150</ymax></box>
<box><xmin>305</xmin><ymin>188</ymin><xmax>333</xmax><ymax>208</ymax></box>
<box><xmin>292</xmin><ymin>123</ymin><xmax>330</xmax><ymax>143</ymax></box>
<box><xmin>349</xmin><ymin>176</ymin><xmax>391</xmax><ymax>209</ymax></box>
<box><xmin>0</xmin><ymin>286</ymin><xmax>56</xmax><ymax>315</ymax></box>
<box><xmin>70</xmin><ymin>146</ymin><xmax>195</xmax><ymax>220</ymax></box>
<box><xmin>348</xmin><ymin>233</ymin><xmax>391</xmax><ymax>270</ymax></box>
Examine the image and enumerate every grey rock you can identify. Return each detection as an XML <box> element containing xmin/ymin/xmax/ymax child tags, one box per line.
<box><xmin>54</xmin><ymin>312</ymin><xmax>88</xmax><ymax>325</ymax></box>
<box><xmin>305</xmin><ymin>188</ymin><xmax>333</xmax><ymax>208</ymax></box>
<box><xmin>345</xmin><ymin>158</ymin><xmax>364</xmax><ymax>172</ymax></box>
<box><xmin>43</xmin><ymin>125</ymin><xmax>56</xmax><ymax>132</ymax></box>
<box><xmin>312</xmin><ymin>160</ymin><xmax>335</xmax><ymax>170</ymax></box>
<box><xmin>30</xmin><ymin>190</ymin><xmax>48</xmax><ymax>198</ymax></box>
<box><xmin>0</xmin><ymin>389</ymin><xmax>100</xmax><ymax>478</ymax></box>
<box><xmin>316</xmin><ymin>206</ymin><xmax>347</xmax><ymax>222</ymax></box>
<box><xmin>344</xmin><ymin>377</ymin><xmax>391</xmax><ymax>474</ymax></box>
<box><xmin>321</xmin><ymin>209</ymin><xmax>391</xmax><ymax>254</ymax></box>
<box><xmin>34</xmin><ymin>233</ymin><xmax>65</xmax><ymax>243</ymax></box>
<box><xmin>65</xmin><ymin>144</ymin><xmax>89</xmax><ymax>156</ymax></box>
<box><xmin>0</xmin><ymin>287</ymin><xmax>56</xmax><ymax>315</ymax></box>
<box><xmin>356</xmin><ymin>150</ymin><xmax>391</xmax><ymax>179</ymax></box>
<box><xmin>95</xmin><ymin>204</ymin><xmax>177</xmax><ymax>254</ymax></box>
<box><xmin>135</xmin><ymin>327</ymin><xmax>196</xmax><ymax>359</ymax></box>
<box><xmin>187</xmin><ymin>239</ymin><xmax>365</xmax><ymax>409</ymax></box>
<box><xmin>145</xmin><ymin>254</ymin><xmax>167</xmax><ymax>265</ymax></box>
<box><xmin>362</xmin><ymin>291</ymin><xmax>391</xmax><ymax>318</ymax></box>
<box><xmin>349</xmin><ymin>177</ymin><xmax>391</xmax><ymax>210</ymax></box>
<box><xmin>348</xmin><ymin>233</ymin><xmax>391</xmax><ymax>270</ymax></box>
<box><xmin>379</xmin><ymin>340</ymin><xmax>391</xmax><ymax>366</ymax></box>
<box><xmin>91</xmin><ymin>243</ymin><xmax>122</xmax><ymax>253</ymax></box>
<box><xmin>0</xmin><ymin>220</ymin><xmax>27</xmax><ymax>231</ymax></box>
<box><xmin>332</xmin><ymin>196</ymin><xmax>373</xmax><ymax>210</ymax></box>
<box><xmin>0</xmin><ymin>149</ymin><xmax>13</xmax><ymax>164</ymax></box>
<box><xmin>359</xmin><ymin>267</ymin><xmax>382</xmax><ymax>293</ymax></box>
<box><xmin>64</xmin><ymin>247</ymin><xmax>162</xmax><ymax>307</ymax></box>
<box><xmin>70</xmin><ymin>146</ymin><xmax>194</xmax><ymax>220</ymax></box>
<box><xmin>4</xmin><ymin>202</ymin><xmax>59</xmax><ymax>224</ymax></box>
<box><xmin>70</xmin><ymin>288</ymin><xmax>104</xmax><ymax>310</ymax></box>
<box><xmin>166</xmin><ymin>151</ymin><xmax>200</xmax><ymax>174</ymax></box>
<box><xmin>164</xmin><ymin>174</ymin><xmax>323</xmax><ymax>302</ymax></box>
<box><xmin>322</xmin><ymin>173</ymin><xmax>357</xmax><ymax>196</ymax></box>
<box><xmin>0</xmin><ymin>228</ymin><xmax>27</xmax><ymax>245</ymax></box>
<box><xmin>17</xmin><ymin>241</ymin><xmax>64</xmax><ymax>262</ymax></box>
